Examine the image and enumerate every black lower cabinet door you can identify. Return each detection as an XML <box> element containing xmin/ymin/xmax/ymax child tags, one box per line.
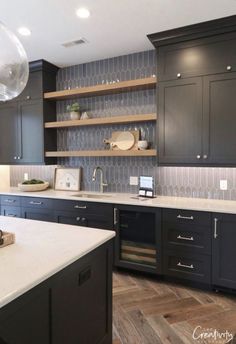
<box><xmin>21</xmin><ymin>207</ymin><xmax>55</xmax><ymax>222</ymax></box>
<box><xmin>212</xmin><ymin>213</ymin><xmax>236</xmax><ymax>289</ymax></box>
<box><xmin>159</xmin><ymin>77</ymin><xmax>203</xmax><ymax>165</ymax></box>
<box><xmin>203</xmin><ymin>72</ymin><xmax>236</xmax><ymax>165</ymax></box>
<box><xmin>0</xmin><ymin>102</ymin><xmax>18</xmax><ymax>164</ymax></box>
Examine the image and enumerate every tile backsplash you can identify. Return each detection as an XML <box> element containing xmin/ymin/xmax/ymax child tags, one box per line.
<box><xmin>9</xmin><ymin>50</ymin><xmax>236</xmax><ymax>200</ymax></box>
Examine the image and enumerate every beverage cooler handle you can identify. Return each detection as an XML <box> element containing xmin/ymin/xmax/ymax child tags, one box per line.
<box><xmin>114</xmin><ymin>208</ymin><xmax>118</xmax><ymax>225</ymax></box>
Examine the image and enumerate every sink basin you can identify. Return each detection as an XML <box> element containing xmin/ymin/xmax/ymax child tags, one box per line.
<box><xmin>72</xmin><ymin>193</ymin><xmax>112</xmax><ymax>199</ymax></box>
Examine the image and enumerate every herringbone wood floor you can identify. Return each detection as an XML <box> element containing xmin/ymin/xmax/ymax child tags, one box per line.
<box><xmin>112</xmin><ymin>271</ymin><xmax>236</xmax><ymax>344</ymax></box>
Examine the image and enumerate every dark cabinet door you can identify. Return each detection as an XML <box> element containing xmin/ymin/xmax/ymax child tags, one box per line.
<box><xmin>0</xmin><ymin>102</ymin><xmax>19</xmax><ymax>163</ymax></box>
<box><xmin>18</xmin><ymin>100</ymin><xmax>44</xmax><ymax>164</ymax></box>
<box><xmin>212</xmin><ymin>213</ymin><xmax>236</xmax><ymax>290</ymax></box>
<box><xmin>203</xmin><ymin>72</ymin><xmax>236</xmax><ymax>165</ymax></box>
<box><xmin>159</xmin><ymin>32</ymin><xmax>236</xmax><ymax>81</ymax></box>
<box><xmin>22</xmin><ymin>207</ymin><xmax>55</xmax><ymax>222</ymax></box>
<box><xmin>16</xmin><ymin>71</ymin><xmax>43</xmax><ymax>101</ymax></box>
<box><xmin>159</xmin><ymin>77</ymin><xmax>203</xmax><ymax>164</ymax></box>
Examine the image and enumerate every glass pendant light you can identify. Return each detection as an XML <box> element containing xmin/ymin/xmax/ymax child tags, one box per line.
<box><xmin>0</xmin><ymin>21</ymin><xmax>29</xmax><ymax>101</ymax></box>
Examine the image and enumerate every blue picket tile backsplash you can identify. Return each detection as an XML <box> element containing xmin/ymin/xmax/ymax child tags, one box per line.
<box><xmin>10</xmin><ymin>50</ymin><xmax>236</xmax><ymax>200</ymax></box>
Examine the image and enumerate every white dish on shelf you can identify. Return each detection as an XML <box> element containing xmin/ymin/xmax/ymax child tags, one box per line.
<box><xmin>18</xmin><ymin>182</ymin><xmax>49</xmax><ymax>192</ymax></box>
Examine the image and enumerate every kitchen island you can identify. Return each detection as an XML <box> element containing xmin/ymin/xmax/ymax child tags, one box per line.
<box><xmin>0</xmin><ymin>216</ymin><xmax>115</xmax><ymax>344</ymax></box>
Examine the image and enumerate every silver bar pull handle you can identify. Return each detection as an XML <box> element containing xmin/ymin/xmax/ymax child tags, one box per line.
<box><xmin>114</xmin><ymin>208</ymin><xmax>118</xmax><ymax>225</ymax></box>
<box><xmin>177</xmin><ymin>215</ymin><xmax>194</xmax><ymax>220</ymax></box>
<box><xmin>177</xmin><ymin>262</ymin><xmax>194</xmax><ymax>269</ymax></box>
<box><xmin>6</xmin><ymin>214</ymin><xmax>16</xmax><ymax>217</ymax></box>
<box><xmin>4</xmin><ymin>199</ymin><xmax>15</xmax><ymax>203</ymax></box>
<box><xmin>177</xmin><ymin>235</ymin><xmax>194</xmax><ymax>241</ymax></box>
<box><xmin>29</xmin><ymin>201</ymin><xmax>43</xmax><ymax>205</ymax></box>
<box><xmin>74</xmin><ymin>205</ymin><xmax>87</xmax><ymax>209</ymax></box>
<box><xmin>214</xmin><ymin>218</ymin><xmax>218</xmax><ymax>239</ymax></box>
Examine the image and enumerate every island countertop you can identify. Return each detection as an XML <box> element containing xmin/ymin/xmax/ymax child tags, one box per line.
<box><xmin>0</xmin><ymin>216</ymin><xmax>115</xmax><ymax>308</ymax></box>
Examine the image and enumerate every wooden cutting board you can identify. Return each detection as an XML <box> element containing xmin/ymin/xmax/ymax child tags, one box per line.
<box><xmin>104</xmin><ymin>130</ymin><xmax>140</xmax><ymax>150</ymax></box>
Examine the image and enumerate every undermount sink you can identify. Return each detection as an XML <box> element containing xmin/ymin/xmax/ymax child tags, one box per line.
<box><xmin>72</xmin><ymin>193</ymin><xmax>112</xmax><ymax>199</ymax></box>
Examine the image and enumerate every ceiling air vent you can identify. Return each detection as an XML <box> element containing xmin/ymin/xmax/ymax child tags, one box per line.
<box><xmin>62</xmin><ymin>38</ymin><xmax>88</xmax><ymax>48</ymax></box>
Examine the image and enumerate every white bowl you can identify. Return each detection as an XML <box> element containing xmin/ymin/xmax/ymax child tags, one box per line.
<box><xmin>18</xmin><ymin>182</ymin><xmax>49</xmax><ymax>192</ymax></box>
<box><xmin>138</xmin><ymin>140</ymin><xmax>148</xmax><ymax>150</ymax></box>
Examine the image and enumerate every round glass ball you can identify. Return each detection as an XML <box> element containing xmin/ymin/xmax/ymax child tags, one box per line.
<box><xmin>0</xmin><ymin>22</ymin><xmax>29</xmax><ymax>101</ymax></box>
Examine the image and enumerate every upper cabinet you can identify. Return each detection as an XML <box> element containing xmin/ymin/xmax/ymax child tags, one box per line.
<box><xmin>149</xmin><ymin>15</ymin><xmax>236</xmax><ymax>166</ymax></box>
<box><xmin>158</xmin><ymin>32</ymin><xmax>236</xmax><ymax>81</ymax></box>
<box><xmin>0</xmin><ymin>60</ymin><xmax>58</xmax><ymax>165</ymax></box>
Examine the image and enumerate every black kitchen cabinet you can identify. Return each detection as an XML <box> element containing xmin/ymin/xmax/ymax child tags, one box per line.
<box><xmin>157</xmin><ymin>31</ymin><xmax>236</xmax><ymax>81</ymax></box>
<box><xmin>114</xmin><ymin>205</ymin><xmax>162</xmax><ymax>274</ymax></box>
<box><xmin>203</xmin><ymin>73</ymin><xmax>236</xmax><ymax>165</ymax></box>
<box><xmin>162</xmin><ymin>209</ymin><xmax>212</xmax><ymax>285</ymax></box>
<box><xmin>21</xmin><ymin>207</ymin><xmax>55</xmax><ymax>222</ymax></box>
<box><xmin>149</xmin><ymin>15</ymin><xmax>236</xmax><ymax>166</ymax></box>
<box><xmin>0</xmin><ymin>102</ymin><xmax>19</xmax><ymax>164</ymax></box>
<box><xmin>212</xmin><ymin>213</ymin><xmax>236</xmax><ymax>290</ymax></box>
<box><xmin>159</xmin><ymin>77</ymin><xmax>203</xmax><ymax>164</ymax></box>
<box><xmin>0</xmin><ymin>60</ymin><xmax>58</xmax><ymax>165</ymax></box>
<box><xmin>0</xmin><ymin>240</ymin><xmax>113</xmax><ymax>344</ymax></box>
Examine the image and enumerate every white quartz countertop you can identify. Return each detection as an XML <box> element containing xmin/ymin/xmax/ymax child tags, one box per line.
<box><xmin>1</xmin><ymin>187</ymin><xmax>236</xmax><ymax>214</ymax></box>
<box><xmin>0</xmin><ymin>216</ymin><xmax>115</xmax><ymax>308</ymax></box>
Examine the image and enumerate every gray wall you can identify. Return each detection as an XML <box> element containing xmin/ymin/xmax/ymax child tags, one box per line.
<box><xmin>10</xmin><ymin>50</ymin><xmax>236</xmax><ymax>200</ymax></box>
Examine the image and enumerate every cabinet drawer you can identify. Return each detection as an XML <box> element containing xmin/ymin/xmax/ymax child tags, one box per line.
<box><xmin>163</xmin><ymin>250</ymin><xmax>211</xmax><ymax>284</ymax></box>
<box><xmin>54</xmin><ymin>199</ymin><xmax>113</xmax><ymax>215</ymax></box>
<box><xmin>159</xmin><ymin>32</ymin><xmax>236</xmax><ymax>81</ymax></box>
<box><xmin>22</xmin><ymin>197</ymin><xmax>53</xmax><ymax>209</ymax></box>
<box><xmin>163</xmin><ymin>209</ymin><xmax>211</xmax><ymax>226</ymax></box>
<box><xmin>1</xmin><ymin>206</ymin><xmax>21</xmax><ymax>218</ymax></box>
<box><xmin>163</xmin><ymin>222</ymin><xmax>211</xmax><ymax>254</ymax></box>
<box><xmin>1</xmin><ymin>195</ymin><xmax>21</xmax><ymax>207</ymax></box>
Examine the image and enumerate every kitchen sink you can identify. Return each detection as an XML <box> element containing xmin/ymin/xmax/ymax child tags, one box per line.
<box><xmin>72</xmin><ymin>193</ymin><xmax>112</xmax><ymax>199</ymax></box>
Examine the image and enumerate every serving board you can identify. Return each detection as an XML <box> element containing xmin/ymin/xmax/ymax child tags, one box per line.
<box><xmin>104</xmin><ymin>130</ymin><xmax>140</xmax><ymax>150</ymax></box>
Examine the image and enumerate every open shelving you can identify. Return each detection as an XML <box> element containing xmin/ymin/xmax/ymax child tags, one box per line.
<box><xmin>44</xmin><ymin>77</ymin><xmax>157</xmax><ymax>100</ymax></box>
<box><xmin>44</xmin><ymin>113</ymin><xmax>157</xmax><ymax>129</ymax></box>
<box><xmin>45</xmin><ymin>149</ymin><xmax>157</xmax><ymax>158</ymax></box>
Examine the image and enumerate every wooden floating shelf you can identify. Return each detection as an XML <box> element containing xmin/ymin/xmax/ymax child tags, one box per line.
<box><xmin>44</xmin><ymin>77</ymin><xmax>157</xmax><ymax>100</ymax></box>
<box><xmin>45</xmin><ymin>149</ymin><xmax>157</xmax><ymax>158</ymax></box>
<box><xmin>45</xmin><ymin>113</ymin><xmax>157</xmax><ymax>129</ymax></box>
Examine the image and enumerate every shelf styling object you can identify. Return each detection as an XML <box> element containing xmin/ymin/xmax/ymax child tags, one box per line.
<box><xmin>67</xmin><ymin>102</ymin><xmax>80</xmax><ymax>120</ymax></box>
<box><xmin>104</xmin><ymin>130</ymin><xmax>140</xmax><ymax>150</ymax></box>
<box><xmin>0</xmin><ymin>230</ymin><xmax>15</xmax><ymax>248</ymax></box>
<box><xmin>138</xmin><ymin>140</ymin><xmax>148</xmax><ymax>150</ymax></box>
<box><xmin>18</xmin><ymin>180</ymin><xmax>49</xmax><ymax>192</ymax></box>
<box><xmin>54</xmin><ymin>167</ymin><xmax>81</xmax><ymax>191</ymax></box>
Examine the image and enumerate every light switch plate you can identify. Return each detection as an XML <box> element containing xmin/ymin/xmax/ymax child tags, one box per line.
<box><xmin>220</xmin><ymin>179</ymin><xmax>228</xmax><ymax>190</ymax></box>
<box><xmin>130</xmin><ymin>176</ymin><xmax>138</xmax><ymax>186</ymax></box>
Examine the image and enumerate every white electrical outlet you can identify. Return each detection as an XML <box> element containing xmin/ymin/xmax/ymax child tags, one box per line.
<box><xmin>130</xmin><ymin>176</ymin><xmax>138</xmax><ymax>186</ymax></box>
<box><xmin>24</xmin><ymin>173</ymin><xmax>29</xmax><ymax>181</ymax></box>
<box><xmin>220</xmin><ymin>179</ymin><xmax>228</xmax><ymax>190</ymax></box>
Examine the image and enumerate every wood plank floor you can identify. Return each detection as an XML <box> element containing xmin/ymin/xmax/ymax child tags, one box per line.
<box><xmin>112</xmin><ymin>271</ymin><xmax>236</xmax><ymax>344</ymax></box>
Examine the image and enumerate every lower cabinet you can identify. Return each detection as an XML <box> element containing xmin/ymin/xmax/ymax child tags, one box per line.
<box><xmin>212</xmin><ymin>213</ymin><xmax>236</xmax><ymax>290</ymax></box>
<box><xmin>21</xmin><ymin>207</ymin><xmax>55</xmax><ymax>222</ymax></box>
<box><xmin>162</xmin><ymin>209</ymin><xmax>212</xmax><ymax>286</ymax></box>
<box><xmin>0</xmin><ymin>240</ymin><xmax>113</xmax><ymax>344</ymax></box>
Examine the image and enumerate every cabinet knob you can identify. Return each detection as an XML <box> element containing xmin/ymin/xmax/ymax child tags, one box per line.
<box><xmin>203</xmin><ymin>154</ymin><xmax>208</xmax><ymax>159</ymax></box>
<box><xmin>76</xmin><ymin>217</ymin><xmax>81</xmax><ymax>221</ymax></box>
<box><xmin>227</xmin><ymin>65</ymin><xmax>232</xmax><ymax>71</ymax></box>
<box><xmin>17</xmin><ymin>156</ymin><xmax>21</xmax><ymax>160</ymax></box>
<box><xmin>177</xmin><ymin>73</ymin><xmax>181</xmax><ymax>78</ymax></box>
<box><xmin>196</xmin><ymin>155</ymin><xmax>201</xmax><ymax>159</ymax></box>
<box><xmin>26</xmin><ymin>95</ymin><xmax>31</xmax><ymax>100</ymax></box>
<box><xmin>14</xmin><ymin>156</ymin><xmax>17</xmax><ymax>160</ymax></box>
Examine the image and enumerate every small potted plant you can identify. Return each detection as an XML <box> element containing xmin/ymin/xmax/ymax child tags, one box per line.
<box><xmin>67</xmin><ymin>102</ymin><xmax>80</xmax><ymax>120</ymax></box>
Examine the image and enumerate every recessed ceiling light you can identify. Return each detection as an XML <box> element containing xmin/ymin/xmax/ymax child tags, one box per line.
<box><xmin>76</xmin><ymin>7</ymin><xmax>90</xmax><ymax>19</ymax></box>
<box><xmin>17</xmin><ymin>27</ymin><xmax>31</xmax><ymax>36</ymax></box>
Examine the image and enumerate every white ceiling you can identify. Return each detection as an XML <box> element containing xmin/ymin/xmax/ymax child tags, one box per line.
<box><xmin>1</xmin><ymin>0</ymin><xmax>236</xmax><ymax>67</ymax></box>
